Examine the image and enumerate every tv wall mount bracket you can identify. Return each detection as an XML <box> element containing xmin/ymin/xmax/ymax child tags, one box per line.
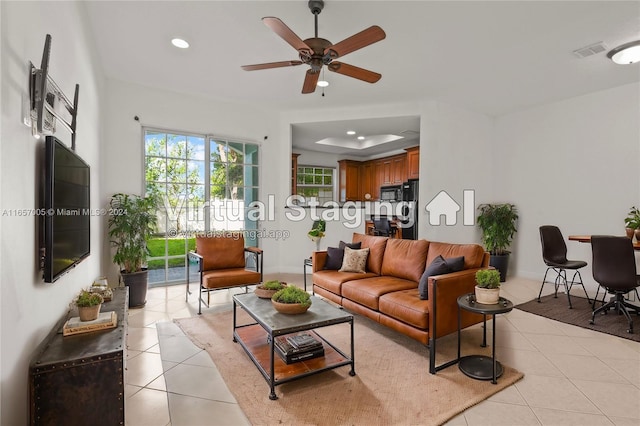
<box><xmin>29</xmin><ymin>34</ymin><xmax>80</xmax><ymax>150</ymax></box>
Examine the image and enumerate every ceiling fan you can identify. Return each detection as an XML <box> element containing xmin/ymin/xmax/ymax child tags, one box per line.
<box><xmin>241</xmin><ymin>0</ymin><xmax>386</xmax><ymax>94</ymax></box>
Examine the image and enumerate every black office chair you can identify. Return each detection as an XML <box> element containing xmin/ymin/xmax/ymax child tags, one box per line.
<box><xmin>590</xmin><ymin>236</ymin><xmax>640</xmax><ymax>333</ymax></box>
<box><xmin>538</xmin><ymin>225</ymin><xmax>590</xmax><ymax>308</ymax></box>
<box><xmin>372</xmin><ymin>218</ymin><xmax>392</xmax><ymax>237</ymax></box>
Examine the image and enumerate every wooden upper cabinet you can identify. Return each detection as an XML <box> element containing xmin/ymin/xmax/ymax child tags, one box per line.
<box><xmin>380</xmin><ymin>159</ymin><xmax>393</xmax><ymax>185</ymax></box>
<box><xmin>338</xmin><ymin>160</ymin><xmax>360</xmax><ymax>202</ymax></box>
<box><xmin>405</xmin><ymin>146</ymin><xmax>420</xmax><ymax>180</ymax></box>
<box><xmin>291</xmin><ymin>153</ymin><xmax>300</xmax><ymax>195</ymax></box>
<box><xmin>391</xmin><ymin>154</ymin><xmax>406</xmax><ymax>184</ymax></box>
<box><xmin>359</xmin><ymin>162</ymin><xmax>374</xmax><ymax>200</ymax></box>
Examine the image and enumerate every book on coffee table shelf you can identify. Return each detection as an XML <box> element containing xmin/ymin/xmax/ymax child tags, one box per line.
<box><xmin>286</xmin><ymin>332</ymin><xmax>323</xmax><ymax>350</ymax></box>
<box><xmin>62</xmin><ymin>311</ymin><xmax>118</xmax><ymax>336</ymax></box>
<box><xmin>274</xmin><ymin>334</ymin><xmax>325</xmax><ymax>364</ymax></box>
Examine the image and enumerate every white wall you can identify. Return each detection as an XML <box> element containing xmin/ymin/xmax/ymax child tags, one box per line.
<box><xmin>100</xmin><ymin>79</ymin><xmax>280</xmax><ymax>281</ymax></box>
<box><xmin>494</xmin><ymin>82</ymin><xmax>640</xmax><ymax>289</ymax></box>
<box><xmin>0</xmin><ymin>2</ymin><xmax>104</xmax><ymax>424</ymax></box>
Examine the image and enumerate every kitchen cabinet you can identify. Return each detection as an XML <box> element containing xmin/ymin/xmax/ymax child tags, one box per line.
<box><xmin>405</xmin><ymin>147</ymin><xmax>420</xmax><ymax>180</ymax></box>
<box><xmin>391</xmin><ymin>154</ymin><xmax>406</xmax><ymax>184</ymax></box>
<box><xmin>338</xmin><ymin>160</ymin><xmax>361</xmax><ymax>202</ymax></box>
<box><xmin>359</xmin><ymin>162</ymin><xmax>375</xmax><ymax>200</ymax></box>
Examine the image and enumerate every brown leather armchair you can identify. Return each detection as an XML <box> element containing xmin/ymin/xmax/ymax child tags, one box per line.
<box><xmin>186</xmin><ymin>232</ymin><xmax>263</xmax><ymax>314</ymax></box>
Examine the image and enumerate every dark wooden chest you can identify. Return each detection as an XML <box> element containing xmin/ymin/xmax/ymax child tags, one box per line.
<box><xmin>29</xmin><ymin>287</ymin><xmax>129</xmax><ymax>425</ymax></box>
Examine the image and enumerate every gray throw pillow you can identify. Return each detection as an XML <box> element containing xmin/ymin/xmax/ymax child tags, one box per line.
<box><xmin>339</xmin><ymin>241</ymin><xmax>362</xmax><ymax>250</ymax></box>
<box><xmin>445</xmin><ymin>256</ymin><xmax>465</xmax><ymax>272</ymax></box>
<box><xmin>324</xmin><ymin>247</ymin><xmax>345</xmax><ymax>270</ymax></box>
<box><xmin>418</xmin><ymin>255</ymin><xmax>452</xmax><ymax>300</ymax></box>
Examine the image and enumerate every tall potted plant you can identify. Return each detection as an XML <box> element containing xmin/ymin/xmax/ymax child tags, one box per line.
<box><xmin>476</xmin><ymin>203</ymin><xmax>518</xmax><ymax>282</ymax></box>
<box><xmin>108</xmin><ymin>193</ymin><xmax>158</xmax><ymax>307</ymax></box>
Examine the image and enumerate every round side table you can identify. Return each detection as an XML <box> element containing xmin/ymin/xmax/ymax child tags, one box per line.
<box><xmin>457</xmin><ymin>293</ymin><xmax>514</xmax><ymax>384</ymax></box>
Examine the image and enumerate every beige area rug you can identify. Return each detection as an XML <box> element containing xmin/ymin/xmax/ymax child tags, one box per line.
<box><xmin>176</xmin><ymin>308</ymin><xmax>523</xmax><ymax>426</ymax></box>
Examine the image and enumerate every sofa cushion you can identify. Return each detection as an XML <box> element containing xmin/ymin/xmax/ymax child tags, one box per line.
<box><xmin>445</xmin><ymin>256</ymin><xmax>465</xmax><ymax>272</ymax></box>
<box><xmin>379</xmin><ymin>289</ymin><xmax>429</xmax><ymax>329</ymax></box>
<box><xmin>339</xmin><ymin>247</ymin><xmax>370</xmax><ymax>273</ymax></box>
<box><xmin>426</xmin><ymin>241</ymin><xmax>486</xmax><ymax>269</ymax></box>
<box><xmin>418</xmin><ymin>255</ymin><xmax>451</xmax><ymax>300</ymax></box>
<box><xmin>313</xmin><ymin>269</ymin><xmax>377</xmax><ymax>295</ymax></box>
<box><xmin>352</xmin><ymin>233</ymin><xmax>388</xmax><ymax>274</ymax></box>
<box><xmin>380</xmin><ymin>239</ymin><xmax>429</xmax><ymax>282</ymax></box>
<box><xmin>342</xmin><ymin>276</ymin><xmax>417</xmax><ymax>310</ymax></box>
<box><xmin>324</xmin><ymin>247</ymin><xmax>345</xmax><ymax>270</ymax></box>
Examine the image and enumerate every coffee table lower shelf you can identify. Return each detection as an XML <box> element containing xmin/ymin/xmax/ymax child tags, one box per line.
<box><xmin>233</xmin><ymin>324</ymin><xmax>355</xmax><ymax>399</ymax></box>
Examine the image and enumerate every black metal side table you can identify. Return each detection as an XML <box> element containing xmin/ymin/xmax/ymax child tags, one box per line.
<box><xmin>303</xmin><ymin>257</ymin><xmax>312</xmax><ymax>292</ymax></box>
<box><xmin>457</xmin><ymin>293</ymin><xmax>514</xmax><ymax>384</ymax></box>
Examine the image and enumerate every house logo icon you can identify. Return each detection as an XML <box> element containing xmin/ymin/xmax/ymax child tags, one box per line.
<box><xmin>425</xmin><ymin>190</ymin><xmax>475</xmax><ymax>226</ymax></box>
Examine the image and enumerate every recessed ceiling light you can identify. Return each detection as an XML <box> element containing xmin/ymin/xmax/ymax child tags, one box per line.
<box><xmin>346</xmin><ymin>131</ymin><xmax>356</xmax><ymax>135</ymax></box>
<box><xmin>357</xmin><ymin>136</ymin><xmax>365</xmax><ymax>140</ymax></box>
<box><xmin>171</xmin><ymin>38</ymin><xmax>190</xmax><ymax>49</ymax></box>
<box><xmin>607</xmin><ymin>40</ymin><xmax>640</xmax><ymax>64</ymax></box>
<box><xmin>317</xmin><ymin>80</ymin><xmax>329</xmax><ymax>87</ymax></box>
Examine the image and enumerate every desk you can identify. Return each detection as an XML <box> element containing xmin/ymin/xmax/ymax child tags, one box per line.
<box><xmin>457</xmin><ymin>294</ymin><xmax>513</xmax><ymax>384</ymax></box>
<box><xmin>569</xmin><ymin>235</ymin><xmax>640</xmax><ymax>250</ymax></box>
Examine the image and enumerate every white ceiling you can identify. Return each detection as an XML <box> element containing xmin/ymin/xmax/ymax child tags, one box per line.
<box><xmin>83</xmin><ymin>0</ymin><xmax>640</xmax><ymax>154</ymax></box>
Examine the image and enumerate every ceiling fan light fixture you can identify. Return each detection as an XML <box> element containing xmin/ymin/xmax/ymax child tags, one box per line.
<box><xmin>607</xmin><ymin>40</ymin><xmax>640</xmax><ymax>64</ymax></box>
<box><xmin>317</xmin><ymin>80</ymin><xmax>329</xmax><ymax>87</ymax></box>
<box><xmin>171</xmin><ymin>38</ymin><xmax>190</xmax><ymax>49</ymax></box>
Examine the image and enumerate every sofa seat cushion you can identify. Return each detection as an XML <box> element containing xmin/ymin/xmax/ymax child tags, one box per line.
<box><xmin>202</xmin><ymin>268</ymin><xmax>261</xmax><ymax>289</ymax></box>
<box><xmin>342</xmin><ymin>276</ymin><xmax>417</xmax><ymax>310</ymax></box>
<box><xmin>313</xmin><ymin>270</ymin><xmax>377</xmax><ymax>295</ymax></box>
<box><xmin>379</xmin><ymin>289</ymin><xmax>429</xmax><ymax>329</ymax></box>
<box><xmin>380</xmin><ymin>239</ymin><xmax>429</xmax><ymax>282</ymax></box>
<box><xmin>426</xmin><ymin>241</ymin><xmax>486</xmax><ymax>269</ymax></box>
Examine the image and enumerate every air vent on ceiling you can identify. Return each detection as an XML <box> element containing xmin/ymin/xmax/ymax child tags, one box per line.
<box><xmin>573</xmin><ymin>41</ymin><xmax>607</xmax><ymax>59</ymax></box>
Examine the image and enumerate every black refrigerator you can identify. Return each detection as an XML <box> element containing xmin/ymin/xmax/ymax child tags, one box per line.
<box><xmin>401</xmin><ymin>179</ymin><xmax>418</xmax><ymax>240</ymax></box>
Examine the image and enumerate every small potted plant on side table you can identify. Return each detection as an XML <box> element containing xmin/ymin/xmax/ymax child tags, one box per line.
<box><xmin>271</xmin><ymin>286</ymin><xmax>312</xmax><ymax>314</ymax></box>
<box><xmin>474</xmin><ymin>269</ymin><xmax>501</xmax><ymax>304</ymax></box>
<box><xmin>624</xmin><ymin>206</ymin><xmax>640</xmax><ymax>240</ymax></box>
<box><xmin>75</xmin><ymin>289</ymin><xmax>104</xmax><ymax>321</ymax></box>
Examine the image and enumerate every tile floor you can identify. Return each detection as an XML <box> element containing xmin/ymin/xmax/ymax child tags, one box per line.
<box><xmin>124</xmin><ymin>275</ymin><xmax>640</xmax><ymax>426</ymax></box>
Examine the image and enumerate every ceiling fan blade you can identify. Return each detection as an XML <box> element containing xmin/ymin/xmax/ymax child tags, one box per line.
<box><xmin>241</xmin><ymin>60</ymin><xmax>303</xmax><ymax>71</ymax></box>
<box><xmin>262</xmin><ymin>17</ymin><xmax>311</xmax><ymax>53</ymax></box>
<box><xmin>324</xmin><ymin>26</ymin><xmax>386</xmax><ymax>59</ymax></box>
<box><xmin>302</xmin><ymin>69</ymin><xmax>319</xmax><ymax>94</ymax></box>
<box><xmin>328</xmin><ymin>62</ymin><xmax>381</xmax><ymax>83</ymax></box>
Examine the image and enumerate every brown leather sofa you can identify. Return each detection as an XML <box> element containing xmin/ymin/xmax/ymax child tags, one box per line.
<box><xmin>312</xmin><ymin>233</ymin><xmax>489</xmax><ymax>373</ymax></box>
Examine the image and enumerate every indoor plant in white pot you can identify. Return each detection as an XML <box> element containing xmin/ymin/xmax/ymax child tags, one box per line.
<box><xmin>474</xmin><ymin>269</ymin><xmax>501</xmax><ymax>304</ymax></box>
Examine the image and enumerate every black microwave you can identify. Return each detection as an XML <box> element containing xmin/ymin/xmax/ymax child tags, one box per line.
<box><xmin>380</xmin><ymin>185</ymin><xmax>401</xmax><ymax>201</ymax></box>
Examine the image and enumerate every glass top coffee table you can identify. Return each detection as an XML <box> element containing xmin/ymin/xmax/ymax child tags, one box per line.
<box><xmin>232</xmin><ymin>292</ymin><xmax>355</xmax><ymax>400</ymax></box>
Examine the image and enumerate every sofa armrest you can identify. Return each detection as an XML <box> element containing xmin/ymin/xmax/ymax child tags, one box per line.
<box><xmin>312</xmin><ymin>251</ymin><xmax>327</xmax><ymax>272</ymax></box>
<box><xmin>427</xmin><ymin>268</ymin><xmax>487</xmax><ymax>340</ymax></box>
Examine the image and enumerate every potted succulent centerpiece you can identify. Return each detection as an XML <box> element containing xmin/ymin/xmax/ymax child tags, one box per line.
<box><xmin>74</xmin><ymin>289</ymin><xmax>104</xmax><ymax>321</ymax></box>
<box><xmin>271</xmin><ymin>286</ymin><xmax>312</xmax><ymax>314</ymax></box>
<box><xmin>108</xmin><ymin>193</ymin><xmax>158</xmax><ymax>308</ymax></box>
<box><xmin>474</xmin><ymin>269</ymin><xmax>501</xmax><ymax>304</ymax></box>
<box><xmin>477</xmin><ymin>203</ymin><xmax>518</xmax><ymax>282</ymax></box>
<box><xmin>255</xmin><ymin>280</ymin><xmax>287</xmax><ymax>299</ymax></box>
<box><xmin>624</xmin><ymin>206</ymin><xmax>640</xmax><ymax>240</ymax></box>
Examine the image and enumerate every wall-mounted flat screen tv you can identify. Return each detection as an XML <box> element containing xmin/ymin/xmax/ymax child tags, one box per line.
<box><xmin>42</xmin><ymin>135</ymin><xmax>90</xmax><ymax>283</ymax></box>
